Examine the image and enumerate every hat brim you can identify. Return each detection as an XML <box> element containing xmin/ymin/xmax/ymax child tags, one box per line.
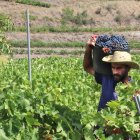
<box><xmin>102</xmin><ymin>55</ymin><xmax>139</xmax><ymax>69</ymax></box>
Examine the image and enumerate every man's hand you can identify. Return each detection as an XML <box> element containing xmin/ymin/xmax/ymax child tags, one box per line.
<box><xmin>102</xmin><ymin>47</ymin><xmax>110</xmax><ymax>53</ymax></box>
<box><xmin>87</xmin><ymin>34</ymin><xmax>111</xmax><ymax>54</ymax></box>
<box><xmin>87</xmin><ymin>34</ymin><xmax>98</xmax><ymax>47</ymax></box>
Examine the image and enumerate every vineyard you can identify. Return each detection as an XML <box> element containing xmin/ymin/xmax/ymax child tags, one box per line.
<box><xmin>0</xmin><ymin>0</ymin><xmax>140</xmax><ymax>139</ymax></box>
<box><xmin>0</xmin><ymin>56</ymin><xmax>140</xmax><ymax>139</ymax></box>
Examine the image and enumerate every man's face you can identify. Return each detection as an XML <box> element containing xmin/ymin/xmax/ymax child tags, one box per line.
<box><xmin>111</xmin><ymin>63</ymin><xmax>129</xmax><ymax>82</ymax></box>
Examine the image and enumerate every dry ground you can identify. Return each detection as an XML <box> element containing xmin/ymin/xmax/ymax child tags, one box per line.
<box><xmin>5</xmin><ymin>31</ymin><xmax>140</xmax><ymax>43</ymax></box>
<box><xmin>0</xmin><ymin>0</ymin><xmax>140</xmax><ymax>27</ymax></box>
<box><xmin>1</xmin><ymin>0</ymin><xmax>140</xmax><ymax>58</ymax></box>
<box><xmin>1</xmin><ymin>0</ymin><xmax>140</xmax><ymax>42</ymax></box>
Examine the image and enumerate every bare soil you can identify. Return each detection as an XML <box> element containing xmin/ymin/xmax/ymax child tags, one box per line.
<box><xmin>1</xmin><ymin>0</ymin><xmax>140</xmax><ymax>58</ymax></box>
<box><xmin>2</xmin><ymin>0</ymin><xmax>140</xmax><ymax>42</ymax></box>
<box><xmin>13</xmin><ymin>54</ymin><xmax>83</xmax><ymax>59</ymax></box>
<box><xmin>5</xmin><ymin>31</ymin><xmax>140</xmax><ymax>43</ymax></box>
<box><xmin>1</xmin><ymin>0</ymin><xmax>140</xmax><ymax>27</ymax></box>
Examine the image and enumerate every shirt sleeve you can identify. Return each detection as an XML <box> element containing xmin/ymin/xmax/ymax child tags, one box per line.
<box><xmin>95</xmin><ymin>72</ymin><xmax>102</xmax><ymax>84</ymax></box>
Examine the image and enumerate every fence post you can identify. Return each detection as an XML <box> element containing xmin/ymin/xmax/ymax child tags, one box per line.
<box><xmin>26</xmin><ymin>9</ymin><xmax>32</xmax><ymax>83</ymax></box>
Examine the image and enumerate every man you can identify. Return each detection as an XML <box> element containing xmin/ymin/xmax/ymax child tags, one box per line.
<box><xmin>83</xmin><ymin>36</ymin><xmax>139</xmax><ymax>111</ymax></box>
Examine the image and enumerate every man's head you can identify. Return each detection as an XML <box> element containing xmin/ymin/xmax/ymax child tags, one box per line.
<box><xmin>102</xmin><ymin>51</ymin><xmax>139</xmax><ymax>82</ymax></box>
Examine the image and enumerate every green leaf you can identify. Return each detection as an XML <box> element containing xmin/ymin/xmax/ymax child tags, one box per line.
<box><xmin>0</xmin><ymin>129</ymin><xmax>9</xmax><ymax>140</ymax></box>
<box><xmin>107</xmin><ymin>101</ymin><xmax>120</xmax><ymax>109</ymax></box>
<box><xmin>25</xmin><ymin>116</ymin><xmax>40</xmax><ymax>126</ymax></box>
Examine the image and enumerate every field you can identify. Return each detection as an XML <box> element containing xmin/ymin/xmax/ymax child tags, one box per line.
<box><xmin>0</xmin><ymin>55</ymin><xmax>140</xmax><ymax>140</ymax></box>
<box><xmin>0</xmin><ymin>0</ymin><xmax>140</xmax><ymax>139</ymax></box>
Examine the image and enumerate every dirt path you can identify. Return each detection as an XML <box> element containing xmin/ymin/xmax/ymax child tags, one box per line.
<box><xmin>11</xmin><ymin>47</ymin><xmax>83</xmax><ymax>51</ymax></box>
<box><xmin>13</xmin><ymin>54</ymin><xmax>83</xmax><ymax>59</ymax></box>
<box><xmin>6</xmin><ymin>31</ymin><xmax>140</xmax><ymax>42</ymax></box>
<box><xmin>12</xmin><ymin>48</ymin><xmax>139</xmax><ymax>59</ymax></box>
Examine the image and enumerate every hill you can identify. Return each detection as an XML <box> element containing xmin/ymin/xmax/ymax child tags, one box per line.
<box><xmin>0</xmin><ymin>0</ymin><xmax>140</xmax><ymax>58</ymax></box>
<box><xmin>0</xmin><ymin>0</ymin><xmax>140</xmax><ymax>28</ymax></box>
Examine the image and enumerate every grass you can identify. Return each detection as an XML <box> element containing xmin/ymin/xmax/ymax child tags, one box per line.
<box><xmin>11</xmin><ymin>48</ymin><xmax>84</xmax><ymax>56</ymax></box>
<box><xmin>13</xmin><ymin>25</ymin><xmax>140</xmax><ymax>33</ymax></box>
<box><xmin>0</xmin><ymin>55</ymin><xmax>9</xmax><ymax>64</ymax></box>
<box><xmin>16</xmin><ymin>0</ymin><xmax>51</xmax><ymax>8</ymax></box>
<box><xmin>11</xmin><ymin>47</ymin><xmax>140</xmax><ymax>56</ymax></box>
<box><xmin>10</xmin><ymin>39</ymin><xmax>140</xmax><ymax>57</ymax></box>
<box><xmin>129</xmin><ymin>40</ymin><xmax>140</xmax><ymax>49</ymax></box>
<box><xmin>9</xmin><ymin>40</ymin><xmax>140</xmax><ymax>49</ymax></box>
<box><xmin>13</xmin><ymin>26</ymin><xmax>113</xmax><ymax>33</ymax></box>
<box><xmin>10</xmin><ymin>40</ymin><xmax>85</xmax><ymax>48</ymax></box>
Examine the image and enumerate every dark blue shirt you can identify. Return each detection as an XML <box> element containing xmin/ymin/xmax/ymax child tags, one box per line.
<box><xmin>95</xmin><ymin>72</ymin><xmax>118</xmax><ymax>111</ymax></box>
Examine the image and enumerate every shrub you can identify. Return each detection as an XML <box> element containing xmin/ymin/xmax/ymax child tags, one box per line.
<box><xmin>114</xmin><ymin>14</ymin><xmax>122</xmax><ymax>25</ymax></box>
<box><xmin>135</xmin><ymin>14</ymin><xmax>140</xmax><ymax>20</ymax></box>
<box><xmin>61</xmin><ymin>7</ymin><xmax>74</xmax><ymax>25</ymax></box>
<box><xmin>105</xmin><ymin>4</ymin><xmax>113</xmax><ymax>12</ymax></box>
<box><xmin>73</xmin><ymin>10</ymin><xmax>88</xmax><ymax>25</ymax></box>
<box><xmin>0</xmin><ymin>32</ymin><xmax>11</xmax><ymax>55</ymax></box>
<box><xmin>61</xmin><ymin>8</ymin><xmax>89</xmax><ymax>25</ymax></box>
<box><xmin>95</xmin><ymin>8</ymin><xmax>101</xmax><ymax>15</ymax></box>
<box><xmin>0</xmin><ymin>13</ymin><xmax>13</xmax><ymax>31</ymax></box>
<box><xmin>0</xmin><ymin>14</ymin><xmax>12</xmax><ymax>55</ymax></box>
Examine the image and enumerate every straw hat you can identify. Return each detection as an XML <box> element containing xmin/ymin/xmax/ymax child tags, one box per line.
<box><xmin>102</xmin><ymin>51</ymin><xmax>139</xmax><ymax>69</ymax></box>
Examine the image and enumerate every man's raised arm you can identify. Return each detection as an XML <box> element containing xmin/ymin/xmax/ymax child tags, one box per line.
<box><xmin>83</xmin><ymin>35</ymin><xmax>97</xmax><ymax>75</ymax></box>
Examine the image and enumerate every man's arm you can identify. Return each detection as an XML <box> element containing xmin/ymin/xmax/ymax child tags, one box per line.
<box><xmin>83</xmin><ymin>35</ymin><xmax>110</xmax><ymax>75</ymax></box>
<box><xmin>83</xmin><ymin>39</ymin><xmax>95</xmax><ymax>75</ymax></box>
